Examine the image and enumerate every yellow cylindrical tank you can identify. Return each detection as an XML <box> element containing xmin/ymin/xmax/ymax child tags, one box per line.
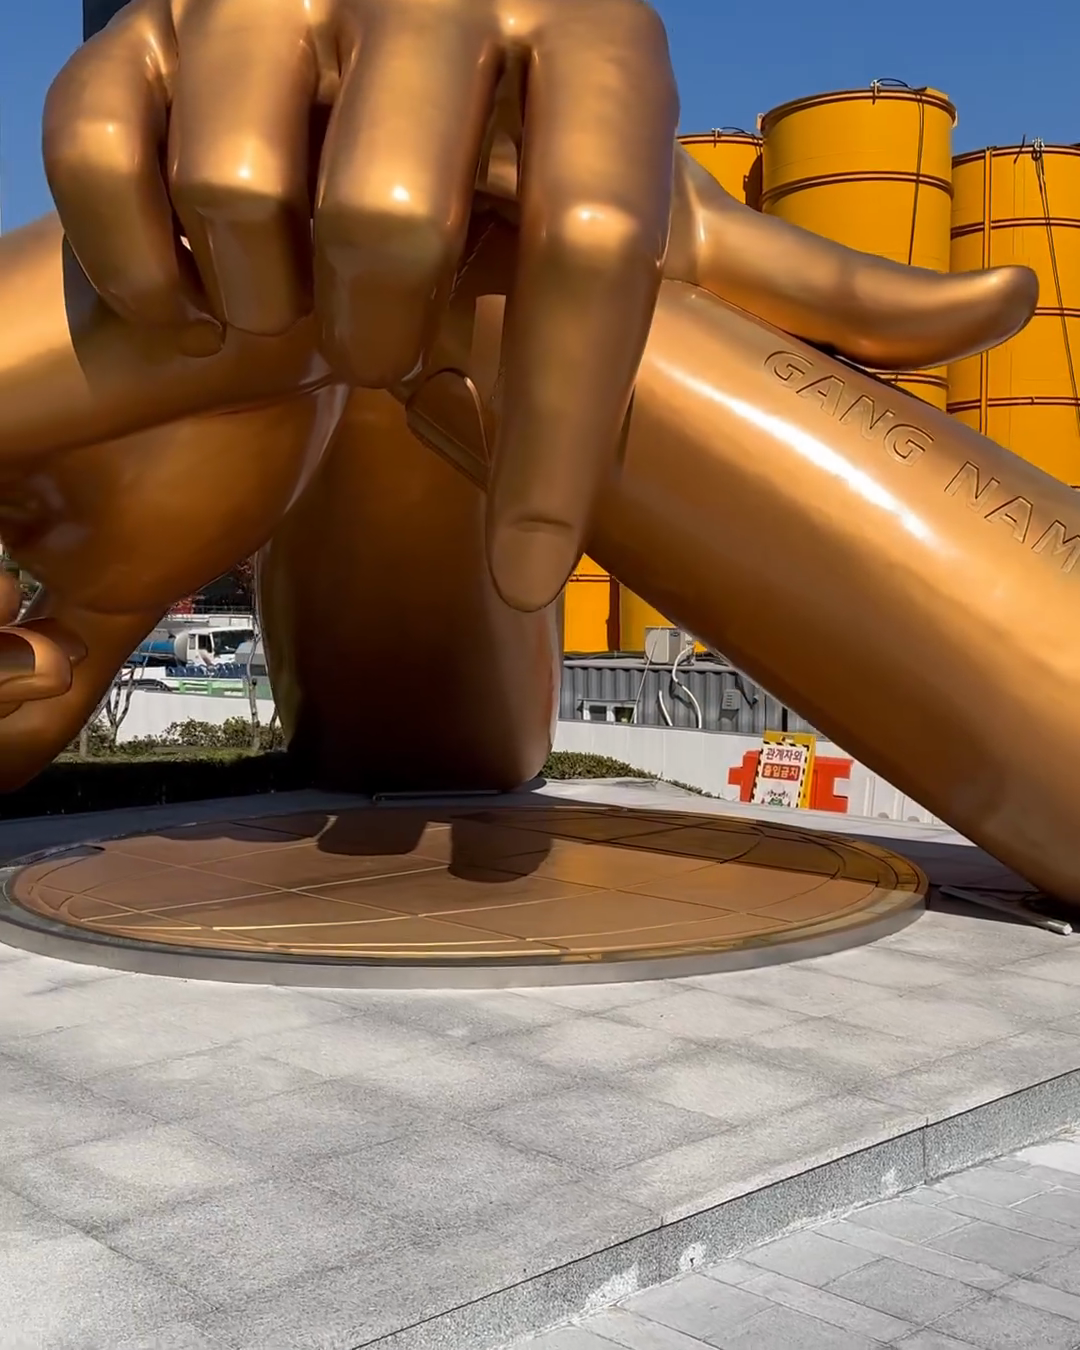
<box><xmin>679</xmin><ymin>129</ymin><xmax>763</xmax><ymax>208</ymax></box>
<box><xmin>948</xmin><ymin>144</ymin><xmax>1080</xmax><ymax>485</ymax></box>
<box><xmin>618</xmin><ymin>589</ymin><xmax>672</xmax><ymax>654</ymax></box>
<box><xmin>563</xmin><ymin>555</ymin><xmax>618</xmax><ymax>654</ymax></box>
<box><xmin>760</xmin><ymin>83</ymin><xmax>957</xmax><ymax>409</ymax></box>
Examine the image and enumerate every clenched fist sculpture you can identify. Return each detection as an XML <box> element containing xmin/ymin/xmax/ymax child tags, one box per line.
<box><xmin>3</xmin><ymin>0</ymin><xmax>1080</xmax><ymax>904</ymax></box>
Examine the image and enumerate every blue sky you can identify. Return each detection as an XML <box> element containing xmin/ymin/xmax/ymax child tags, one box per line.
<box><xmin>1</xmin><ymin>0</ymin><xmax>1077</xmax><ymax>231</ymax></box>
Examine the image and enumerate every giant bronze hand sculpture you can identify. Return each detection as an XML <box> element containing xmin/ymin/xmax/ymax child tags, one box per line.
<box><xmin>3</xmin><ymin>0</ymin><xmax>1079</xmax><ymax>905</ymax></box>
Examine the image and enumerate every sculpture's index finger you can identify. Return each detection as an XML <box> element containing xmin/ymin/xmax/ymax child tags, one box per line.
<box><xmin>486</xmin><ymin>0</ymin><xmax>678</xmax><ymax>612</ymax></box>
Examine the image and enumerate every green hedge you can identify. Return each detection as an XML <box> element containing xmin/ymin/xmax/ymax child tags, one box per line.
<box><xmin>0</xmin><ymin>727</ymin><xmax>683</xmax><ymax>819</ymax></box>
<box><xmin>0</xmin><ymin>751</ymin><xmax>306</xmax><ymax>820</ymax></box>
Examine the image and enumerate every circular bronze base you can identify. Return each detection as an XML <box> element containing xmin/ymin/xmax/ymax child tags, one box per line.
<box><xmin>0</xmin><ymin>803</ymin><xmax>926</xmax><ymax>986</ymax></box>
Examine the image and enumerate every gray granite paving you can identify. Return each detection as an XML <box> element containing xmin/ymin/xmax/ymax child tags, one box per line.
<box><xmin>0</xmin><ymin>785</ymin><xmax>1078</xmax><ymax>1348</ymax></box>
<box><xmin>517</xmin><ymin>1133</ymin><xmax>1080</xmax><ymax>1350</ymax></box>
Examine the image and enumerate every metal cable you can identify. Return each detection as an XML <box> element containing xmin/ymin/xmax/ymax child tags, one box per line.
<box><xmin>869</xmin><ymin>76</ymin><xmax>927</xmax><ymax>267</ymax></box>
<box><xmin>1032</xmin><ymin>139</ymin><xmax>1080</xmax><ymax>443</ymax></box>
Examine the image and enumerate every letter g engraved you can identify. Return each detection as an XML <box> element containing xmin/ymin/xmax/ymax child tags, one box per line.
<box><xmin>765</xmin><ymin>351</ymin><xmax>814</xmax><ymax>384</ymax></box>
<box><xmin>883</xmin><ymin>424</ymin><xmax>932</xmax><ymax>464</ymax></box>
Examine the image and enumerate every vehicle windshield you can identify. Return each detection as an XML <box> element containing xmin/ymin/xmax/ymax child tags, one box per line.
<box><xmin>213</xmin><ymin>629</ymin><xmax>255</xmax><ymax>657</ymax></box>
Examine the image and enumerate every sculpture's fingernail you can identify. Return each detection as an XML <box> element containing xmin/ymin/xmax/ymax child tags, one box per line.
<box><xmin>177</xmin><ymin>316</ymin><xmax>226</xmax><ymax>359</ymax></box>
<box><xmin>489</xmin><ymin>519</ymin><xmax>578</xmax><ymax>613</ymax></box>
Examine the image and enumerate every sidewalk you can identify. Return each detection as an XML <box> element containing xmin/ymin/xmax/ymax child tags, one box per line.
<box><xmin>519</xmin><ymin>1131</ymin><xmax>1080</xmax><ymax>1350</ymax></box>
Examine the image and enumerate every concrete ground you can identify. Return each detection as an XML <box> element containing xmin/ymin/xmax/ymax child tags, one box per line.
<box><xmin>519</xmin><ymin>1130</ymin><xmax>1080</xmax><ymax>1350</ymax></box>
<box><xmin>1</xmin><ymin>784</ymin><xmax>1079</xmax><ymax>1349</ymax></box>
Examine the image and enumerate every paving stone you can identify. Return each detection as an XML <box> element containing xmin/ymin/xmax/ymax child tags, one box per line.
<box><xmin>819</xmin><ymin>1218</ymin><xmax>1009</xmax><ymax>1290</ymax></box>
<box><xmin>719</xmin><ymin>1303</ymin><xmax>889</xmax><ymax>1350</ymax></box>
<box><xmin>561</xmin><ymin>1308</ymin><xmax>715</xmax><ymax>1348</ymax></box>
<box><xmin>337</xmin><ymin>1038</ymin><xmax>579</xmax><ymax>1117</ymax></box>
<box><xmin>103</xmin><ymin>1177</ymin><xmax>406</xmax><ymax>1305</ymax></box>
<box><xmin>1015</xmin><ymin>1137</ymin><xmax>1080</xmax><ymax>1175</ymax></box>
<box><xmin>246</xmin><ymin>1015</ymin><xmax>461</xmax><ymax>1078</ymax></box>
<box><xmin>85</xmin><ymin>1044</ymin><xmax>328</xmax><ymax>1122</ymax></box>
<box><xmin>596</xmin><ymin>1093</ymin><xmax>920</xmax><ymax>1221</ymax></box>
<box><xmin>866</xmin><ymin>1029</ymin><xmax>1080</xmax><ymax>1117</ymax></box>
<box><xmin>823</xmin><ymin>1256</ymin><xmax>978</xmax><ymax>1322</ymax></box>
<box><xmin>999</xmin><ymin>1275</ymin><xmax>1080</xmax><ymax>1322</ymax></box>
<box><xmin>496</xmin><ymin>1017</ymin><xmax>691</xmax><ymax>1075</ymax></box>
<box><xmin>935</xmin><ymin>1191</ymin><xmax>1080</xmax><ymax>1245</ymax></box>
<box><xmin>512</xmin><ymin>981</ymin><xmax>678</xmax><ymax>1012</ymax></box>
<box><xmin>0</xmin><ymin>967</ymin><xmax>167</xmax><ymax>1038</ymax></box>
<box><xmin>927</xmin><ymin>971</ymin><xmax>1080</xmax><ymax>1024</ymax></box>
<box><xmin>114</xmin><ymin>1326</ymin><xmax>226</xmax><ymax>1349</ymax></box>
<box><xmin>798</xmin><ymin>945</ymin><xmax>974</xmax><ymax>991</ymax></box>
<box><xmin>5</xmin><ymin>989</ymin><xmax>344</xmax><ymax>1081</ymax></box>
<box><xmin>928</xmin><ymin>1220</ymin><xmax>1069</xmax><ymax>1276</ymax></box>
<box><xmin>192</xmin><ymin>1234</ymin><xmax>484</xmax><ymax>1349</ymax></box>
<box><xmin>0</xmin><ymin>1184</ymin><xmax>79</xmax><ymax>1254</ymax></box>
<box><xmin>683</xmin><ymin>966</ymin><xmax>890</xmax><ymax>1017</ymax></box>
<box><xmin>1028</xmin><ymin>1246</ymin><xmax>1080</xmax><ymax>1295</ymax></box>
<box><xmin>0</xmin><ymin>1053</ymin><xmax>157</xmax><ymax>1162</ymax></box>
<box><xmin>0</xmin><ymin>1122</ymin><xmax>261</xmax><ymax>1231</ymax></box>
<box><xmin>339</xmin><ymin>989</ymin><xmax>577</xmax><ymax>1043</ymax></box>
<box><xmin>844</xmin><ymin>1198</ymin><xmax>973</xmax><ymax>1243</ymax></box>
<box><xmin>518</xmin><ymin>1328</ymin><xmax>627</xmax><ymax>1350</ymax></box>
<box><xmin>606</xmin><ymin>987</ymin><xmax>809</xmax><ymax>1043</ymax></box>
<box><xmin>698</xmin><ymin>1259</ymin><xmax>763</xmax><ymax>1288</ymax></box>
<box><xmin>621</xmin><ymin>1272</ymin><xmax>770</xmax><ymax>1342</ymax></box>
<box><xmin>831</xmin><ymin>990</ymin><xmax>1030</xmax><ymax>1054</ymax></box>
<box><xmin>741</xmin><ymin>1230</ymin><xmax>877</xmax><ymax>1287</ymax></box>
<box><xmin>932</xmin><ymin>1291</ymin><xmax>1080</xmax><ymax>1349</ymax></box>
<box><xmin>741</xmin><ymin>1267</ymin><xmax>912</xmax><ymax>1342</ymax></box>
<box><xmin>746</xmin><ymin>1016</ymin><xmax>939</xmax><ymax>1087</ymax></box>
<box><xmin>0</xmin><ymin>1232</ymin><xmax>205</xmax><ymax>1348</ymax></box>
<box><xmin>184</xmin><ymin>1075</ymin><xmax>435</xmax><ymax>1161</ymax></box>
<box><xmin>1007</xmin><ymin>953</ymin><xmax>1080</xmax><ymax>989</ymax></box>
<box><xmin>1018</xmin><ymin>1187</ymin><xmax>1080</xmax><ymax>1230</ymax></box>
<box><xmin>1013</xmin><ymin>1163</ymin><xmax>1080</xmax><ymax>1193</ymax></box>
<box><xmin>935</xmin><ymin>1166</ymin><xmax>1053</xmax><ymax>1207</ymax></box>
<box><xmin>879</xmin><ymin>911</ymin><xmax>1061</xmax><ymax>967</ymax></box>
<box><xmin>624</xmin><ymin>1046</ymin><xmax>833</xmax><ymax>1125</ymax></box>
<box><xmin>477</xmin><ymin>1085</ymin><xmax>721</xmax><ymax>1173</ymax></box>
<box><xmin>300</xmin><ymin>1121</ymin><xmax>583</xmax><ymax>1224</ymax></box>
<box><xmin>893</xmin><ymin>1334</ymin><xmax>985</xmax><ymax>1350</ymax></box>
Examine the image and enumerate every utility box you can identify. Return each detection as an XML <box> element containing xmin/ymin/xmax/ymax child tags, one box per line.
<box><xmin>644</xmin><ymin>627</ymin><xmax>686</xmax><ymax>665</ymax></box>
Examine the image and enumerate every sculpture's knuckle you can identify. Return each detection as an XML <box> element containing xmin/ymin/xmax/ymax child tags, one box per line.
<box><xmin>544</xmin><ymin>202</ymin><xmax>661</xmax><ymax>276</ymax></box>
<box><xmin>317</xmin><ymin>198</ymin><xmax>456</xmax><ymax>283</ymax></box>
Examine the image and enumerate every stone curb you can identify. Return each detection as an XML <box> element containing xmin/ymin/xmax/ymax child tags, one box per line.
<box><xmin>366</xmin><ymin>1068</ymin><xmax>1080</xmax><ymax>1350</ymax></box>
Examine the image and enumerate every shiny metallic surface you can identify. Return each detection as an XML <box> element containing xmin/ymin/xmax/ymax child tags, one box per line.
<box><xmin>949</xmin><ymin>144</ymin><xmax>1080</xmax><ymax>485</ymax></box>
<box><xmin>1</xmin><ymin>806</ymin><xmax>926</xmax><ymax>983</ymax></box>
<box><xmin>50</xmin><ymin>0</ymin><xmax>680</xmax><ymax>614</ymax></box>
<box><xmin>0</xmin><ymin>1</ymin><xmax>1067</xmax><ymax>904</ymax></box>
<box><xmin>761</xmin><ymin>84</ymin><xmax>957</xmax><ymax>410</ymax></box>
<box><xmin>414</xmin><ymin>211</ymin><xmax>1078</xmax><ymax>903</ymax></box>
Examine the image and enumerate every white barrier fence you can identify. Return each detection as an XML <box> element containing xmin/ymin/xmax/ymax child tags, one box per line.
<box><xmin>117</xmin><ymin>689</ymin><xmax>276</xmax><ymax>742</ymax></box>
<box><xmin>551</xmin><ymin>720</ymin><xmax>943</xmax><ymax>826</ymax></box>
<box><xmin>116</xmin><ymin>689</ymin><xmax>940</xmax><ymax>826</ymax></box>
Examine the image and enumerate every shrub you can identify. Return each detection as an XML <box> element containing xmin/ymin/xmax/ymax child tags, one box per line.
<box><xmin>0</xmin><ymin>751</ymin><xmax>306</xmax><ymax>819</ymax></box>
<box><xmin>67</xmin><ymin>717</ymin><xmax>285</xmax><ymax>759</ymax></box>
<box><xmin>3</xmin><ymin>742</ymin><xmax>699</xmax><ymax>822</ymax></box>
<box><xmin>540</xmin><ymin>751</ymin><xmax>654</xmax><ymax>780</ymax></box>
